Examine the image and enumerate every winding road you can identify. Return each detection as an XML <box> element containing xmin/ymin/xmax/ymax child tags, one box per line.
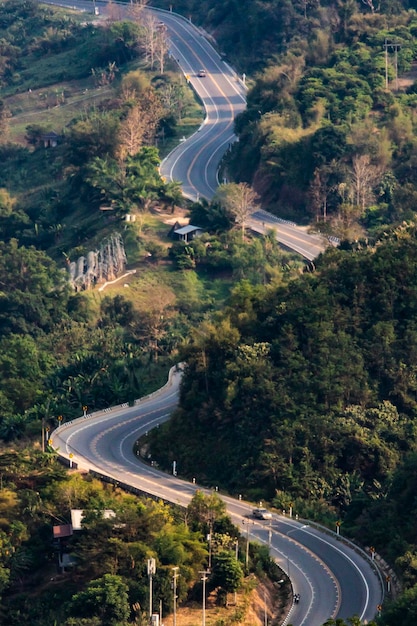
<box><xmin>154</xmin><ymin>6</ymin><xmax>329</xmax><ymax>261</ymax></box>
<box><xmin>44</xmin><ymin>0</ymin><xmax>329</xmax><ymax>260</ymax></box>
<box><xmin>43</xmin><ymin>2</ymin><xmax>381</xmax><ymax>623</ymax></box>
<box><xmin>157</xmin><ymin>10</ymin><xmax>246</xmax><ymax>200</ymax></box>
<box><xmin>52</xmin><ymin>367</ymin><xmax>383</xmax><ymax>626</ymax></box>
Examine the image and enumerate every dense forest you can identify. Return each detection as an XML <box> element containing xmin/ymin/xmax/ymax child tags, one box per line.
<box><xmin>0</xmin><ymin>452</ymin><xmax>284</xmax><ymax>625</ymax></box>
<box><xmin>4</xmin><ymin>0</ymin><xmax>417</xmax><ymax>623</ymax></box>
<box><xmin>0</xmin><ymin>1</ymin><xmax>300</xmax><ymax>623</ymax></box>
<box><xmin>158</xmin><ymin>0</ymin><xmax>417</xmax><ymax>237</ymax></box>
<box><xmin>147</xmin><ymin>0</ymin><xmax>417</xmax><ymax>623</ymax></box>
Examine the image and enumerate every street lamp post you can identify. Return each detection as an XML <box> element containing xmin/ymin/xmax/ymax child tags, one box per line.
<box><xmin>148</xmin><ymin>558</ymin><xmax>156</xmax><ymax>621</ymax></box>
<box><xmin>172</xmin><ymin>566</ymin><xmax>179</xmax><ymax>626</ymax></box>
<box><xmin>200</xmin><ymin>570</ymin><xmax>210</xmax><ymax>626</ymax></box>
<box><xmin>242</xmin><ymin>519</ymin><xmax>253</xmax><ymax>571</ymax></box>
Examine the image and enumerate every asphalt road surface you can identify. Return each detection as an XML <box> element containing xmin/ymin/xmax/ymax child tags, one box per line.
<box><xmin>52</xmin><ymin>367</ymin><xmax>383</xmax><ymax>626</ymax></box>
<box><xmin>157</xmin><ymin>10</ymin><xmax>247</xmax><ymax>200</ymax></box>
<box><xmin>44</xmin><ymin>0</ymin><xmax>330</xmax><ymax>260</ymax></box>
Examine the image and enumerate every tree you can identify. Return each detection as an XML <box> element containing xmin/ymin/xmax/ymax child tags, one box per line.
<box><xmin>67</xmin><ymin>574</ymin><xmax>130</xmax><ymax>624</ymax></box>
<box><xmin>119</xmin><ymin>69</ymin><xmax>151</xmax><ymax>100</ymax></box>
<box><xmin>0</xmin><ymin>100</ymin><xmax>10</xmax><ymax>142</ymax></box>
<box><xmin>187</xmin><ymin>491</ymin><xmax>227</xmax><ymax>529</ymax></box>
<box><xmin>160</xmin><ymin>180</ymin><xmax>183</xmax><ymax>212</ymax></box>
<box><xmin>155</xmin><ymin>22</ymin><xmax>169</xmax><ymax>73</ymax></box>
<box><xmin>85</xmin><ymin>147</ymin><xmax>162</xmax><ymax>216</ymax></box>
<box><xmin>348</xmin><ymin>154</ymin><xmax>381</xmax><ymax>211</ymax></box>
<box><xmin>118</xmin><ymin>104</ymin><xmax>147</xmax><ymax>159</ymax></box>
<box><xmin>118</xmin><ymin>89</ymin><xmax>164</xmax><ymax>160</ymax></box>
<box><xmin>140</xmin><ymin>13</ymin><xmax>160</xmax><ymax>70</ymax></box>
<box><xmin>0</xmin><ymin>188</ymin><xmax>15</xmax><ymax>217</ymax></box>
<box><xmin>211</xmin><ymin>550</ymin><xmax>243</xmax><ymax>604</ymax></box>
<box><xmin>65</xmin><ymin>112</ymin><xmax>120</xmax><ymax>166</ymax></box>
<box><xmin>216</xmin><ymin>183</ymin><xmax>259</xmax><ymax>241</ymax></box>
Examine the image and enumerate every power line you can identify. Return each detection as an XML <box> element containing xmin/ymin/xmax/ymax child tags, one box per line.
<box><xmin>384</xmin><ymin>39</ymin><xmax>402</xmax><ymax>90</ymax></box>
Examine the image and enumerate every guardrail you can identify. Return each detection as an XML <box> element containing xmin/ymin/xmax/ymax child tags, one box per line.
<box><xmin>289</xmin><ymin>514</ymin><xmax>389</xmax><ymax>604</ymax></box>
<box><xmin>52</xmin><ymin>363</ymin><xmax>183</xmax><ymax>437</ymax></box>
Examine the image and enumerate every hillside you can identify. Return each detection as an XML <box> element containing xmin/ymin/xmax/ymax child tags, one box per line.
<box><xmin>0</xmin><ymin>2</ymin><xmax>304</xmax><ymax>624</ymax></box>
<box><xmin>158</xmin><ymin>0</ymin><xmax>417</xmax><ymax>241</ymax></box>
<box><xmin>3</xmin><ymin>0</ymin><xmax>417</xmax><ymax>623</ymax></box>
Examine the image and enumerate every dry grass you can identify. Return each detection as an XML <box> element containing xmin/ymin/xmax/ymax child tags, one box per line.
<box><xmin>7</xmin><ymin>79</ymin><xmax>114</xmax><ymax>143</ymax></box>
<box><xmin>164</xmin><ymin>576</ymin><xmax>291</xmax><ymax>626</ymax></box>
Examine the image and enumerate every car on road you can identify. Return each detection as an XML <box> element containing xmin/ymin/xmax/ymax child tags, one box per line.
<box><xmin>252</xmin><ymin>507</ymin><xmax>272</xmax><ymax>520</ymax></box>
<box><xmin>198</xmin><ymin>69</ymin><xmax>207</xmax><ymax>77</ymax></box>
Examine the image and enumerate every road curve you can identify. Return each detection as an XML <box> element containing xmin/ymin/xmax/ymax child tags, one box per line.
<box><xmin>44</xmin><ymin>0</ymin><xmax>330</xmax><ymax>258</ymax></box>
<box><xmin>157</xmin><ymin>10</ymin><xmax>246</xmax><ymax>200</ymax></box>
<box><xmin>52</xmin><ymin>367</ymin><xmax>383</xmax><ymax>626</ymax></box>
<box><xmin>152</xmin><ymin>7</ymin><xmax>329</xmax><ymax>261</ymax></box>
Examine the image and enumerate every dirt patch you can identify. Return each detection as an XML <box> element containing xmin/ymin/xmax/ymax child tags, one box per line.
<box><xmin>392</xmin><ymin>61</ymin><xmax>417</xmax><ymax>90</ymax></box>
<box><xmin>168</xmin><ymin>575</ymin><xmax>292</xmax><ymax>626</ymax></box>
<box><xmin>151</xmin><ymin>205</ymin><xmax>190</xmax><ymax>226</ymax></box>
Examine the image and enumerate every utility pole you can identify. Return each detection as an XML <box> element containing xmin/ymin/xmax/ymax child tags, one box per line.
<box><xmin>394</xmin><ymin>42</ymin><xmax>400</xmax><ymax>91</ymax></box>
<box><xmin>200</xmin><ymin>570</ymin><xmax>210</xmax><ymax>626</ymax></box>
<box><xmin>148</xmin><ymin>558</ymin><xmax>156</xmax><ymax>622</ymax></box>
<box><xmin>384</xmin><ymin>38</ymin><xmax>389</xmax><ymax>89</ymax></box>
<box><xmin>241</xmin><ymin>519</ymin><xmax>253</xmax><ymax>571</ymax></box>
<box><xmin>208</xmin><ymin>517</ymin><xmax>213</xmax><ymax>571</ymax></box>
<box><xmin>172</xmin><ymin>567</ymin><xmax>179</xmax><ymax>626</ymax></box>
<box><xmin>383</xmin><ymin>39</ymin><xmax>402</xmax><ymax>90</ymax></box>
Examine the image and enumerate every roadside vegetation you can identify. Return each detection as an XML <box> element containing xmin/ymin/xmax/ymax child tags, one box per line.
<box><xmin>0</xmin><ymin>1</ymin><xmax>301</xmax><ymax>623</ymax></box>
<box><xmin>0</xmin><ymin>454</ymin><xmax>289</xmax><ymax>625</ymax></box>
<box><xmin>148</xmin><ymin>1</ymin><xmax>417</xmax><ymax>623</ymax></box>
<box><xmin>5</xmin><ymin>0</ymin><xmax>417</xmax><ymax>623</ymax></box>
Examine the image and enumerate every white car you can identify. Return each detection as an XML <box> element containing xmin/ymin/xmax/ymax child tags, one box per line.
<box><xmin>198</xmin><ymin>69</ymin><xmax>207</xmax><ymax>77</ymax></box>
<box><xmin>252</xmin><ymin>508</ymin><xmax>272</xmax><ymax>520</ymax></box>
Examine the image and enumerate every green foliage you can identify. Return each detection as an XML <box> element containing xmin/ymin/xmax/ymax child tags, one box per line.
<box><xmin>0</xmin><ymin>1</ymin><xmax>141</xmax><ymax>93</ymax></box>
<box><xmin>67</xmin><ymin>574</ymin><xmax>130</xmax><ymax>625</ymax></box>
<box><xmin>207</xmin><ymin>0</ymin><xmax>417</xmax><ymax>229</ymax></box>
<box><xmin>186</xmin><ymin>491</ymin><xmax>227</xmax><ymax>530</ymax></box>
<box><xmin>0</xmin><ymin>458</ymin><xmax>239</xmax><ymax>624</ymax></box>
<box><xmin>211</xmin><ymin>550</ymin><xmax>243</xmax><ymax>596</ymax></box>
<box><xmin>377</xmin><ymin>585</ymin><xmax>417</xmax><ymax>625</ymax></box>
<box><xmin>85</xmin><ymin>147</ymin><xmax>163</xmax><ymax>216</ymax></box>
<box><xmin>189</xmin><ymin>198</ymin><xmax>232</xmax><ymax>232</ymax></box>
<box><xmin>65</xmin><ymin>112</ymin><xmax>120</xmax><ymax>168</ymax></box>
<box><xmin>151</xmin><ymin>225</ymin><xmax>417</xmax><ymax>504</ymax></box>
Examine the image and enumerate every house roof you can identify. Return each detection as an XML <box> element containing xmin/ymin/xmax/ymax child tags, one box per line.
<box><xmin>71</xmin><ymin>508</ymin><xmax>116</xmax><ymax>530</ymax></box>
<box><xmin>174</xmin><ymin>224</ymin><xmax>203</xmax><ymax>235</ymax></box>
<box><xmin>53</xmin><ymin>524</ymin><xmax>73</xmax><ymax>538</ymax></box>
<box><xmin>41</xmin><ymin>131</ymin><xmax>61</xmax><ymax>139</ymax></box>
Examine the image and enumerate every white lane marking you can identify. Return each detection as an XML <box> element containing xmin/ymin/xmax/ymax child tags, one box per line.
<box><xmin>268</xmin><ymin>543</ymin><xmax>316</xmax><ymax>626</ymax></box>
<box><xmin>166</xmin><ymin>41</ymin><xmax>222</xmax><ymax>194</ymax></box>
<box><xmin>279</xmin><ymin>520</ymin><xmax>371</xmax><ymax>620</ymax></box>
<box><xmin>61</xmin><ymin>396</ymin><xmax>178</xmax><ymax>457</ymax></box>
<box><xmin>160</xmin><ymin>12</ymin><xmax>246</xmax><ymax>104</ymax></box>
<box><xmin>161</xmin><ymin>21</ymin><xmax>245</xmax><ymax>196</ymax></box>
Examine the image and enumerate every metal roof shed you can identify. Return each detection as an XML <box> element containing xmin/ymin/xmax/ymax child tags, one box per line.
<box><xmin>173</xmin><ymin>224</ymin><xmax>203</xmax><ymax>242</ymax></box>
